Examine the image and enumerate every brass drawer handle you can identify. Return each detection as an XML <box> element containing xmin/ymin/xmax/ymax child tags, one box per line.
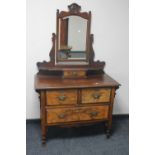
<box><xmin>58</xmin><ymin>95</ymin><xmax>66</xmax><ymax>101</ymax></box>
<box><xmin>92</xmin><ymin>93</ymin><xmax>101</xmax><ymax>99</ymax></box>
<box><xmin>58</xmin><ymin>114</ymin><xmax>66</xmax><ymax>119</ymax></box>
<box><xmin>90</xmin><ymin>111</ymin><xmax>98</xmax><ymax>117</ymax></box>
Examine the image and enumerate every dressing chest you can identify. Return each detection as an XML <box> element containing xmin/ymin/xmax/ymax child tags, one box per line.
<box><xmin>35</xmin><ymin>3</ymin><xmax>120</xmax><ymax>144</ymax></box>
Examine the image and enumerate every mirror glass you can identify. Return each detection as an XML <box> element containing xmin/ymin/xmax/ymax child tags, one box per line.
<box><xmin>58</xmin><ymin>16</ymin><xmax>87</xmax><ymax>61</ymax></box>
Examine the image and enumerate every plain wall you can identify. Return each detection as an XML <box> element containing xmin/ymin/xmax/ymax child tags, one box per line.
<box><xmin>27</xmin><ymin>0</ymin><xmax>129</xmax><ymax>119</ymax></box>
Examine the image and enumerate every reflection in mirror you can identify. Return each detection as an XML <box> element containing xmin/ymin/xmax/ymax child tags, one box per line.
<box><xmin>58</xmin><ymin>16</ymin><xmax>87</xmax><ymax>61</ymax></box>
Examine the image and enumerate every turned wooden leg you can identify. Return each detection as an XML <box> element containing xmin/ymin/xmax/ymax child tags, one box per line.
<box><xmin>106</xmin><ymin>129</ymin><xmax>111</xmax><ymax>139</ymax></box>
<box><xmin>41</xmin><ymin>125</ymin><xmax>47</xmax><ymax>144</ymax></box>
<box><xmin>105</xmin><ymin>88</ymin><xmax>115</xmax><ymax>139</ymax></box>
<box><xmin>40</xmin><ymin>91</ymin><xmax>47</xmax><ymax>145</ymax></box>
<box><xmin>105</xmin><ymin>120</ymin><xmax>112</xmax><ymax>139</ymax></box>
<box><xmin>106</xmin><ymin>128</ymin><xmax>111</xmax><ymax>139</ymax></box>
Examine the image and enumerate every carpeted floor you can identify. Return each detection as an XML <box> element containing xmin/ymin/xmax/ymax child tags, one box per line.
<box><xmin>26</xmin><ymin>116</ymin><xmax>129</xmax><ymax>155</ymax></box>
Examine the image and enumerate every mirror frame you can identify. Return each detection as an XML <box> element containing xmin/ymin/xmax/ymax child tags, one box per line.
<box><xmin>55</xmin><ymin>3</ymin><xmax>91</xmax><ymax>64</ymax></box>
<box><xmin>37</xmin><ymin>3</ymin><xmax>105</xmax><ymax>71</ymax></box>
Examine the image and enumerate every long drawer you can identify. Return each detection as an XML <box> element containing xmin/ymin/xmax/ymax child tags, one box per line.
<box><xmin>46</xmin><ymin>105</ymin><xmax>109</xmax><ymax>124</ymax></box>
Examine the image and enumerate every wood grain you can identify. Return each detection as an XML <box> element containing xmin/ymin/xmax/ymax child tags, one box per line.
<box><xmin>46</xmin><ymin>105</ymin><xmax>109</xmax><ymax>124</ymax></box>
<box><xmin>46</xmin><ymin>89</ymin><xmax>77</xmax><ymax>105</ymax></box>
<box><xmin>35</xmin><ymin>73</ymin><xmax>120</xmax><ymax>90</ymax></box>
<box><xmin>40</xmin><ymin>91</ymin><xmax>47</xmax><ymax>144</ymax></box>
<box><xmin>82</xmin><ymin>88</ymin><xmax>111</xmax><ymax>103</ymax></box>
<box><xmin>63</xmin><ymin>70</ymin><xmax>86</xmax><ymax>78</ymax></box>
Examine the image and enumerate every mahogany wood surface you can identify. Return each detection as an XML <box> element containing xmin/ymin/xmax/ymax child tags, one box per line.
<box><xmin>35</xmin><ymin>73</ymin><xmax>120</xmax><ymax>90</ymax></box>
<box><xmin>63</xmin><ymin>70</ymin><xmax>86</xmax><ymax>78</ymax></box>
<box><xmin>40</xmin><ymin>91</ymin><xmax>47</xmax><ymax>144</ymax></box>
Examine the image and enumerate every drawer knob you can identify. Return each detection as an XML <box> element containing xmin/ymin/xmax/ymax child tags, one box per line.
<box><xmin>92</xmin><ymin>93</ymin><xmax>101</xmax><ymax>99</ymax></box>
<box><xmin>90</xmin><ymin>111</ymin><xmax>98</xmax><ymax>117</ymax></box>
<box><xmin>72</xmin><ymin>71</ymin><xmax>78</xmax><ymax>76</ymax></box>
<box><xmin>58</xmin><ymin>95</ymin><xmax>66</xmax><ymax>101</ymax></box>
<box><xmin>58</xmin><ymin>114</ymin><xmax>66</xmax><ymax>119</ymax></box>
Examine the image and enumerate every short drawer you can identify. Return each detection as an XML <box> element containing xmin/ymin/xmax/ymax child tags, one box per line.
<box><xmin>81</xmin><ymin>88</ymin><xmax>111</xmax><ymax>104</ymax></box>
<box><xmin>46</xmin><ymin>105</ymin><xmax>109</xmax><ymax>124</ymax></box>
<box><xmin>46</xmin><ymin>89</ymin><xmax>77</xmax><ymax>105</ymax></box>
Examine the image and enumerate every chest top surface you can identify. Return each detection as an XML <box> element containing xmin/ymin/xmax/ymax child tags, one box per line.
<box><xmin>35</xmin><ymin>73</ymin><xmax>120</xmax><ymax>90</ymax></box>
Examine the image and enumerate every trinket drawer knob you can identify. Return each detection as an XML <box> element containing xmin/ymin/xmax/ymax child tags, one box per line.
<box><xmin>72</xmin><ymin>71</ymin><xmax>78</xmax><ymax>76</ymax></box>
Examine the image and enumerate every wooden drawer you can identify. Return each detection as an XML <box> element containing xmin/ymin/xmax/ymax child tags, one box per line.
<box><xmin>81</xmin><ymin>88</ymin><xmax>111</xmax><ymax>104</ymax></box>
<box><xmin>46</xmin><ymin>90</ymin><xmax>77</xmax><ymax>105</ymax></box>
<box><xmin>63</xmin><ymin>70</ymin><xmax>86</xmax><ymax>78</ymax></box>
<box><xmin>46</xmin><ymin>105</ymin><xmax>109</xmax><ymax>124</ymax></box>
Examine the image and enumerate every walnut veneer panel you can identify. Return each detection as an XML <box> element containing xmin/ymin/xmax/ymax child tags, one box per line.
<box><xmin>46</xmin><ymin>89</ymin><xmax>77</xmax><ymax>105</ymax></box>
<box><xmin>82</xmin><ymin>88</ymin><xmax>111</xmax><ymax>103</ymax></box>
<box><xmin>46</xmin><ymin>105</ymin><xmax>109</xmax><ymax>124</ymax></box>
<box><xmin>78</xmin><ymin>105</ymin><xmax>109</xmax><ymax>121</ymax></box>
